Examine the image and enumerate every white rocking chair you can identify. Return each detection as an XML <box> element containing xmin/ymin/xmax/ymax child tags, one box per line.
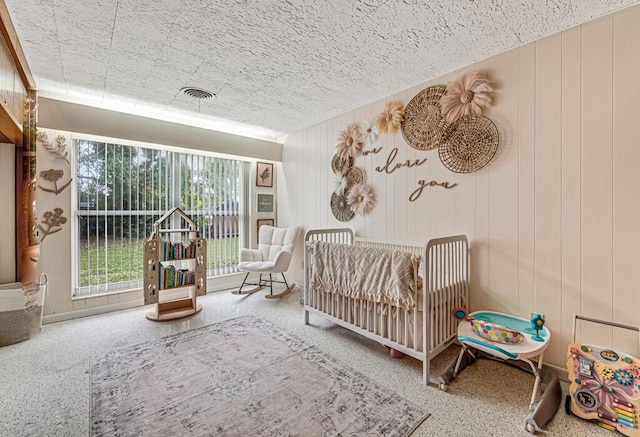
<box><xmin>232</xmin><ymin>225</ymin><xmax>300</xmax><ymax>299</ymax></box>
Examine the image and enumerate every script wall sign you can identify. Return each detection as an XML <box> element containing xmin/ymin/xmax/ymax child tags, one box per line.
<box><xmin>409</xmin><ymin>180</ymin><xmax>458</xmax><ymax>202</ymax></box>
<box><xmin>375</xmin><ymin>147</ymin><xmax>427</xmax><ymax>174</ymax></box>
<box><xmin>371</xmin><ymin>146</ymin><xmax>457</xmax><ymax>201</ymax></box>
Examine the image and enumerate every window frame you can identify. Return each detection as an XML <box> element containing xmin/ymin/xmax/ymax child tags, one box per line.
<box><xmin>71</xmin><ymin>135</ymin><xmax>250</xmax><ymax>298</ymax></box>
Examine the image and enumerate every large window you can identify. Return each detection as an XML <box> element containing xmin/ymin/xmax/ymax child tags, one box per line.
<box><xmin>75</xmin><ymin>139</ymin><xmax>248</xmax><ymax>297</ymax></box>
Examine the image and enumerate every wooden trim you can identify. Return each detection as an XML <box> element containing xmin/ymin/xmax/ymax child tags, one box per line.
<box><xmin>0</xmin><ymin>0</ymin><xmax>36</xmax><ymax>90</ymax></box>
<box><xmin>0</xmin><ymin>102</ymin><xmax>21</xmax><ymax>145</ymax></box>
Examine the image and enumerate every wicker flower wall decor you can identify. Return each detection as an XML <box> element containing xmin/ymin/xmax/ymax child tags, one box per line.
<box><xmin>375</xmin><ymin>100</ymin><xmax>404</xmax><ymax>134</ymax></box>
<box><xmin>347</xmin><ymin>182</ymin><xmax>376</xmax><ymax>216</ymax></box>
<box><xmin>401</xmin><ymin>85</ymin><xmax>452</xmax><ymax>151</ymax></box>
<box><xmin>335</xmin><ymin>124</ymin><xmax>364</xmax><ymax>160</ymax></box>
<box><xmin>331</xmin><ymin>192</ymin><xmax>355</xmax><ymax>222</ymax></box>
<box><xmin>334</xmin><ymin>172</ymin><xmax>348</xmax><ymax>196</ymax></box>
<box><xmin>440</xmin><ymin>71</ymin><xmax>494</xmax><ymax>123</ymax></box>
<box><xmin>360</xmin><ymin>118</ymin><xmax>379</xmax><ymax>145</ymax></box>
<box><xmin>331</xmin><ymin>154</ymin><xmax>353</xmax><ymax>174</ymax></box>
<box><xmin>438</xmin><ymin>115</ymin><xmax>499</xmax><ymax>173</ymax></box>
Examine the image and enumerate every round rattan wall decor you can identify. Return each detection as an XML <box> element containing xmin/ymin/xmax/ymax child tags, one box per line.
<box><xmin>331</xmin><ymin>153</ymin><xmax>354</xmax><ymax>174</ymax></box>
<box><xmin>438</xmin><ymin>115</ymin><xmax>499</xmax><ymax>174</ymax></box>
<box><xmin>331</xmin><ymin>192</ymin><xmax>354</xmax><ymax>222</ymax></box>
<box><xmin>401</xmin><ymin>85</ymin><xmax>452</xmax><ymax>151</ymax></box>
<box><xmin>344</xmin><ymin>166</ymin><xmax>363</xmax><ymax>187</ymax></box>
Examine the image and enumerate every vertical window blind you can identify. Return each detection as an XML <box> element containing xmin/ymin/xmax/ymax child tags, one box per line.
<box><xmin>75</xmin><ymin>139</ymin><xmax>247</xmax><ymax>297</ymax></box>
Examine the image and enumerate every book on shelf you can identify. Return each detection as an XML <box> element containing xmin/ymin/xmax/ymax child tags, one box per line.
<box><xmin>160</xmin><ymin>264</ymin><xmax>195</xmax><ymax>289</ymax></box>
<box><xmin>161</xmin><ymin>240</ymin><xmax>195</xmax><ymax>260</ymax></box>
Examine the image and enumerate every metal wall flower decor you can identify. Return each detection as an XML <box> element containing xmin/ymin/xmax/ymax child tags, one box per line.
<box><xmin>38</xmin><ymin>208</ymin><xmax>67</xmax><ymax>241</ymax></box>
<box><xmin>38</xmin><ymin>169</ymin><xmax>72</xmax><ymax>195</ymax></box>
<box><xmin>37</xmin><ymin>131</ymin><xmax>70</xmax><ymax>163</ymax></box>
<box><xmin>36</xmin><ymin>130</ymin><xmax>72</xmax><ymax>240</ymax></box>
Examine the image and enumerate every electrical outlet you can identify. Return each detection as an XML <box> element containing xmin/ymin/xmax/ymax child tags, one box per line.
<box><xmin>530</xmin><ymin>312</ymin><xmax>545</xmax><ymax>320</ymax></box>
<box><xmin>301</xmin><ymin>259</ymin><xmax>304</xmax><ymax>269</ymax></box>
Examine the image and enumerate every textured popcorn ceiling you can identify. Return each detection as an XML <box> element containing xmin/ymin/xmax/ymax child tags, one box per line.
<box><xmin>6</xmin><ymin>0</ymin><xmax>640</xmax><ymax>141</ymax></box>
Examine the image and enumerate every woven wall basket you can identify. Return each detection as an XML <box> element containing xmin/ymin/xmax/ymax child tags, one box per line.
<box><xmin>331</xmin><ymin>154</ymin><xmax>354</xmax><ymax>175</ymax></box>
<box><xmin>438</xmin><ymin>115</ymin><xmax>499</xmax><ymax>173</ymax></box>
<box><xmin>401</xmin><ymin>85</ymin><xmax>452</xmax><ymax>151</ymax></box>
<box><xmin>331</xmin><ymin>192</ymin><xmax>354</xmax><ymax>222</ymax></box>
<box><xmin>344</xmin><ymin>166</ymin><xmax>363</xmax><ymax>187</ymax></box>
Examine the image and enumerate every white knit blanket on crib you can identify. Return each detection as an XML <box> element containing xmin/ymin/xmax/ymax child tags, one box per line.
<box><xmin>309</xmin><ymin>241</ymin><xmax>420</xmax><ymax>310</ymax></box>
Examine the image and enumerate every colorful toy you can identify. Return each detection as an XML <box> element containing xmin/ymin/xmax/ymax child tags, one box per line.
<box><xmin>447</xmin><ymin>309</ymin><xmax>560</xmax><ymax>433</ymax></box>
<box><xmin>530</xmin><ymin>314</ymin><xmax>545</xmax><ymax>342</ymax></box>
<box><xmin>452</xmin><ymin>306</ymin><xmax>525</xmax><ymax>345</ymax></box>
<box><xmin>566</xmin><ymin>315</ymin><xmax>640</xmax><ymax>436</ymax></box>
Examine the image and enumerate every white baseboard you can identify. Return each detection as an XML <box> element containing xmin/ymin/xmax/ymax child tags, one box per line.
<box><xmin>42</xmin><ymin>299</ymin><xmax>145</xmax><ymax>324</ymax></box>
<box><xmin>43</xmin><ymin>274</ymin><xmax>244</xmax><ymax>324</ymax></box>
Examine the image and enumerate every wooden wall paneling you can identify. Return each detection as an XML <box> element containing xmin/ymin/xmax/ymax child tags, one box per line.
<box><xmin>321</xmin><ymin>121</ymin><xmax>330</xmax><ymax>229</ymax></box>
<box><xmin>362</xmin><ymin>100</ymin><xmax>373</xmax><ymax>236</ymax></box>
<box><xmin>486</xmin><ymin>51</ymin><xmax>520</xmax><ymax>315</ymax></box>
<box><xmin>430</xmin><ymin>152</ymin><xmax>455</xmax><ymax>239</ymax></box>
<box><xmin>108</xmin><ymin>293</ymin><xmax>120</xmax><ymax>306</ymax></box>
<box><xmin>84</xmin><ymin>295</ymin><xmax>109</xmax><ymax>309</ymax></box>
<box><xmin>408</xmin><ymin>82</ymin><xmax>432</xmax><ymax>240</ymax></box>
<box><xmin>429</xmin><ymin>75</ymin><xmax>456</xmax><ymax>240</ymax></box>
<box><xmin>351</xmin><ymin>106</ymin><xmax>366</xmax><ymax>235</ymax></box>
<box><xmin>72</xmin><ymin>298</ymin><xmax>86</xmax><ymax>312</ymax></box>
<box><xmin>560</xmin><ymin>26</ymin><xmax>584</xmax><ymax>351</ymax></box>
<box><xmin>311</xmin><ymin>123</ymin><xmax>321</xmax><ymax>230</ymax></box>
<box><xmin>296</xmin><ymin>129</ymin><xmax>307</xmax><ymax>232</ymax></box>
<box><xmin>290</xmin><ymin>131</ymin><xmax>309</xmax><ymax>280</ymax></box>
<box><xmin>383</xmin><ymin>116</ymin><xmax>396</xmax><ymax>240</ymax></box>
<box><xmin>0</xmin><ymin>144</ymin><xmax>15</xmax><ymax>283</ymax></box>
<box><xmin>580</xmin><ymin>15</ymin><xmax>614</xmax><ymax>348</ymax></box>
<box><xmin>317</xmin><ymin>122</ymin><xmax>327</xmax><ymax>229</ymax></box>
<box><xmin>453</xmin><ymin>168</ymin><xmax>475</xmax><ymax>253</ymax></box>
<box><xmin>391</xmin><ymin>89</ymin><xmax>409</xmax><ymax>241</ymax></box>
<box><xmin>313</xmin><ymin>124</ymin><xmax>321</xmax><ymax>230</ymax></box>
<box><xmin>15</xmin><ymin>73</ymin><xmax>25</xmax><ymax>125</ymax></box>
<box><xmin>470</xmin><ymin>130</ymin><xmax>490</xmax><ymax>312</ymax></box>
<box><xmin>402</xmin><ymin>85</ymin><xmax>418</xmax><ymax>240</ymax></box>
<box><xmin>0</xmin><ymin>44</ymin><xmax>9</xmax><ymax>106</ymax></box>
<box><xmin>612</xmin><ymin>7</ymin><xmax>640</xmax><ymax>356</ymax></box>
<box><xmin>534</xmin><ymin>33</ymin><xmax>563</xmax><ymax>362</ymax></box>
<box><xmin>117</xmin><ymin>290</ymin><xmax>142</xmax><ymax>304</ymax></box>
<box><xmin>518</xmin><ymin>43</ymin><xmax>536</xmax><ymax>317</ymax></box>
<box><xmin>369</xmin><ymin>97</ymin><xmax>387</xmax><ymax>238</ymax></box>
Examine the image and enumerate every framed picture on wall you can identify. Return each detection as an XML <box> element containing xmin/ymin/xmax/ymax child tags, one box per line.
<box><xmin>256</xmin><ymin>161</ymin><xmax>273</xmax><ymax>187</ymax></box>
<box><xmin>257</xmin><ymin>193</ymin><xmax>274</xmax><ymax>213</ymax></box>
<box><xmin>257</xmin><ymin>219</ymin><xmax>274</xmax><ymax>242</ymax></box>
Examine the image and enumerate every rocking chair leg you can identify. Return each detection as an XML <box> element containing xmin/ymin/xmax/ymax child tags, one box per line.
<box><xmin>230</xmin><ymin>272</ymin><xmax>263</xmax><ymax>296</ymax></box>
<box><xmin>264</xmin><ymin>273</ymin><xmax>296</xmax><ymax>299</ymax></box>
<box><xmin>269</xmin><ymin>274</ymin><xmax>273</xmax><ymax>295</ymax></box>
<box><xmin>238</xmin><ymin>272</ymin><xmax>250</xmax><ymax>291</ymax></box>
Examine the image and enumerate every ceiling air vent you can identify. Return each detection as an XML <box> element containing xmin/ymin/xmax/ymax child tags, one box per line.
<box><xmin>180</xmin><ymin>87</ymin><xmax>215</xmax><ymax>99</ymax></box>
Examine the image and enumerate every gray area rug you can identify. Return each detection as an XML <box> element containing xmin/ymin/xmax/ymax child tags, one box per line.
<box><xmin>90</xmin><ymin>315</ymin><xmax>429</xmax><ymax>436</ymax></box>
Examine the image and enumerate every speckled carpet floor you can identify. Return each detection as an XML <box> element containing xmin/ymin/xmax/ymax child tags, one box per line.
<box><xmin>0</xmin><ymin>288</ymin><xmax>611</xmax><ymax>436</ymax></box>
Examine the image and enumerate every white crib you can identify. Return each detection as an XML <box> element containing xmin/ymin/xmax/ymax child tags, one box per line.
<box><xmin>303</xmin><ymin>228</ymin><xmax>469</xmax><ymax>387</ymax></box>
